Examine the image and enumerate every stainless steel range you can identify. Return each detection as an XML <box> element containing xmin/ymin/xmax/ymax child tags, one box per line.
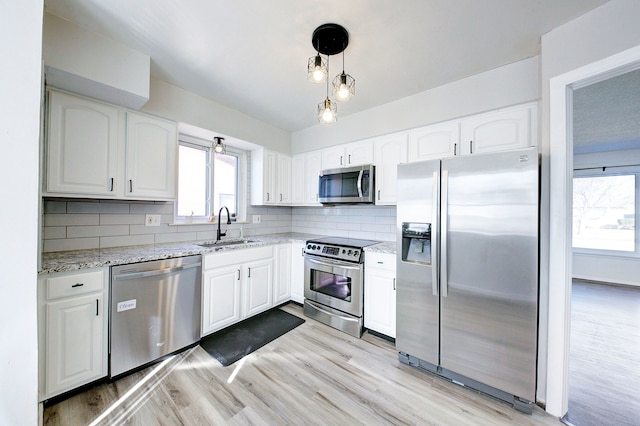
<box><xmin>303</xmin><ymin>236</ymin><xmax>378</xmax><ymax>337</ymax></box>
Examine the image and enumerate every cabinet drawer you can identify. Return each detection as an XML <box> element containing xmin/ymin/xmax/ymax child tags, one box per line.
<box><xmin>46</xmin><ymin>270</ymin><xmax>104</xmax><ymax>300</ymax></box>
<box><xmin>204</xmin><ymin>246</ymin><xmax>273</xmax><ymax>270</ymax></box>
<box><xmin>365</xmin><ymin>252</ymin><xmax>396</xmax><ymax>271</ymax></box>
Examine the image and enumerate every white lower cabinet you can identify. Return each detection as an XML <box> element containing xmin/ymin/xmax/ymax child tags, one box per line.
<box><xmin>38</xmin><ymin>268</ymin><xmax>108</xmax><ymax>401</ymax></box>
<box><xmin>290</xmin><ymin>242</ymin><xmax>305</xmax><ymax>303</ymax></box>
<box><xmin>273</xmin><ymin>244</ymin><xmax>292</xmax><ymax>305</ymax></box>
<box><xmin>202</xmin><ymin>265</ymin><xmax>242</xmax><ymax>334</ymax></box>
<box><xmin>201</xmin><ymin>246</ymin><xmax>275</xmax><ymax>336</ymax></box>
<box><xmin>364</xmin><ymin>252</ymin><xmax>396</xmax><ymax>338</ymax></box>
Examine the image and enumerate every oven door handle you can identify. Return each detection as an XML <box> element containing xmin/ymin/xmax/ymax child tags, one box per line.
<box><xmin>305</xmin><ymin>300</ymin><xmax>360</xmax><ymax>323</ymax></box>
<box><xmin>305</xmin><ymin>256</ymin><xmax>362</xmax><ymax>271</ymax></box>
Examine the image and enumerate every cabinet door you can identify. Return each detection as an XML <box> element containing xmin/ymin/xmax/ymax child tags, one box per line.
<box><xmin>274</xmin><ymin>244</ymin><xmax>292</xmax><ymax>305</ymax></box>
<box><xmin>460</xmin><ymin>105</ymin><xmax>532</xmax><ymax>155</ymax></box>
<box><xmin>244</xmin><ymin>258</ymin><xmax>273</xmax><ymax>317</ymax></box>
<box><xmin>346</xmin><ymin>139</ymin><xmax>374</xmax><ymax>166</ymax></box>
<box><xmin>45</xmin><ymin>293</ymin><xmax>105</xmax><ymax>396</ymax></box>
<box><xmin>321</xmin><ymin>145</ymin><xmax>346</xmax><ymax>169</ymax></box>
<box><xmin>46</xmin><ymin>91</ymin><xmax>119</xmax><ymax>196</ymax></box>
<box><xmin>364</xmin><ymin>266</ymin><xmax>396</xmax><ymax>338</ymax></box>
<box><xmin>125</xmin><ymin>112</ymin><xmax>177</xmax><ymax>200</ymax></box>
<box><xmin>408</xmin><ymin>121</ymin><xmax>460</xmax><ymax>162</ymax></box>
<box><xmin>374</xmin><ymin>133</ymin><xmax>408</xmax><ymax>205</ymax></box>
<box><xmin>291</xmin><ymin>154</ymin><xmax>305</xmax><ymax>205</ymax></box>
<box><xmin>290</xmin><ymin>243</ymin><xmax>305</xmax><ymax>303</ymax></box>
<box><xmin>304</xmin><ymin>151</ymin><xmax>322</xmax><ymax>205</ymax></box>
<box><xmin>277</xmin><ymin>154</ymin><xmax>292</xmax><ymax>204</ymax></box>
<box><xmin>202</xmin><ymin>265</ymin><xmax>242</xmax><ymax>336</ymax></box>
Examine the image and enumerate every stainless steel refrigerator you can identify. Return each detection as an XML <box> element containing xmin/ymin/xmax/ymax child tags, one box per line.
<box><xmin>396</xmin><ymin>147</ymin><xmax>538</xmax><ymax>413</ymax></box>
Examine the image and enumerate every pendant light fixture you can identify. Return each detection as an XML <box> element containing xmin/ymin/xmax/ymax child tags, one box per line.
<box><xmin>318</xmin><ymin>56</ymin><xmax>337</xmax><ymax>123</ymax></box>
<box><xmin>213</xmin><ymin>136</ymin><xmax>225</xmax><ymax>154</ymax></box>
<box><xmin>307</xmin><ymin>23</ymin><xmax>355</xmax><ymax>123</ymax></box>
<box><xmin>332</xmin><ymin>51</ymin><xmax>355</xmax><ymax>102</ymax></box>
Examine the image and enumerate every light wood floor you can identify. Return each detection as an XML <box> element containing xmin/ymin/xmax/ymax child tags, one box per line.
<box><xmin>44</xmin><ymin>304</ymin><xmax>560</xmax><ymax>425</ymax></box>
<box><xmin>566</xmin><ymin>280</ymin><xmax>640</xmax><ymax>426</ymax></box>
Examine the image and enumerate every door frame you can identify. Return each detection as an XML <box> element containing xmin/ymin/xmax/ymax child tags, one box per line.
<box><xmin>546</xmin><ymin>44</ymin><xmax>640</xmax><ymax>417</ymax></box>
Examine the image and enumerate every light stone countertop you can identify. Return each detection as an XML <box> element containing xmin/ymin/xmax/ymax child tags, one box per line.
<box><xmin>40</xmin><ymin>232</ymin><xmax>321</xmax><ymax>274</ymax></box>
<box><xmin>365</xmin><ymin>241</ymin><xmax>396</xmax><ymax>254</ymax></box>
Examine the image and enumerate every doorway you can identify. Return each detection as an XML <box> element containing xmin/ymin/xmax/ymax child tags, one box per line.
<box><xmin>547</xmin><ymin>45</ymin><xmax>640</xmax><ymax>421</ymax></box>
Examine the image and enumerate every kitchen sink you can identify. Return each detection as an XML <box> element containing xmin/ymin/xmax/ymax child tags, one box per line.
<box><xmin>197</xmin><ymin>239</ymin><xmax>259</xmax><ymax>248</ymax></box>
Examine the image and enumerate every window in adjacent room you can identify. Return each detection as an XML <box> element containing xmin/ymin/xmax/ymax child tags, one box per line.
<box><xmin>176</xmin><ymin>136</ymin><xmax>244</xmax><ymax>222</ymax></box>
<box><xmin>572</xmin><ymin>172</ymin><xmax>637</xmax><ymax>253</ymax></box>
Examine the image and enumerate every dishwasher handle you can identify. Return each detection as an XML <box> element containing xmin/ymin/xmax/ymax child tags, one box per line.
<box><xmin>113</xmin><ymin>261</ymin><xmax>201</xmax><ymax>281</ymax></box>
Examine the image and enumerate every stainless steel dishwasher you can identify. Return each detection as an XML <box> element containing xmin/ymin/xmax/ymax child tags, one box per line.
<box><xmin>110</xmin><ymin>255</ymin><xmax>202</xmax><ymax>377</ymax></box>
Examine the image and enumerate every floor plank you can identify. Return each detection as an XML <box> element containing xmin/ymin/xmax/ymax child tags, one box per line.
<box><xmin>566</xmin><ymin>280</ymin><xmax>640</xmax><ymax>426</ymax></box>
<box><xmin>44</xmin><ymin>303</ymin><xmax>560</xmax><ymax>425</ymax></box>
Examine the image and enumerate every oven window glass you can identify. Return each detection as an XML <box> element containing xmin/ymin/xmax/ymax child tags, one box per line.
<box><xmin>310</xmin><ymin>269</ymin><xmax>352</xmax><ymax>302</ymax></box>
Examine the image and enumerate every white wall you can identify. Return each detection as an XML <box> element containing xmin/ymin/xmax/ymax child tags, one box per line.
<box><xmin>142</xmin><ymin>78</ymin><xmax>291</xmax><ymax>153</ymax></box>
<box><xmin>43</xmin><ymin>12</ymin><xmax>150</xmax><ymax>109</ymax></box>
<box><xmin>540</xmin><ymin>0</ymin><xmax>640</xmax><ymax>415</ymax></box>
<box><xmin>292</xmin><ymin>57</ymin><xmax>538</xmax><ymax>153</ymax></box>
<box><xmin>0</xmin><ymin>1</ymin><xmax>42</xmax><ymax>424</ymax></box>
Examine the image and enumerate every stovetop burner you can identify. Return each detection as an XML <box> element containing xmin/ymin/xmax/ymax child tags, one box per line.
<box><xmin>304</xmin><ymin>237</ymin><xmax>379</xmax><ymax>263</ymax></box>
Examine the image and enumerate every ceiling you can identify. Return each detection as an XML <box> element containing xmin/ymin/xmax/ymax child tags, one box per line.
<box><xmin>44</xmin><ymin>0</ymin><xmax>608</xmax><ymax>133</ymax></box>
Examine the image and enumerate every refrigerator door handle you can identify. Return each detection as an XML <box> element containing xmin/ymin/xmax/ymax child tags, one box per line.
<box><xmin>432</xmin><ymin>171</ymin><xmax>439</xmax><ymax>296</ymax></box>
<box><xmin>441</xmin><ymin>169</ymin><xmax>449</xmax><ymax>298</ymax></box>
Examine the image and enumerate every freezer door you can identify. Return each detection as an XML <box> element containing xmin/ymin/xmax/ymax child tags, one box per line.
<box><xmin>440</xmin><ymin>147</ymin><xmax>538</xmax><ymax>401</ymax></box>
<box><xmin>396</xmin><ymin>160</ymin><xmax>440</xmax><ymax>365</ymax></box>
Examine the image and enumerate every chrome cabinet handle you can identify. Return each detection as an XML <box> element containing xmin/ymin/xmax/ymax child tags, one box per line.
<box><xmin>378</xmin><ymin>190</ymin><xmax>381</xmax><ymax>201</ymax></box>
<box><xmin>348</xmin><ymin>154</ymin><xmax>351</xmax><ymax>164</ymax></box>
<box><xmin>340</xmin><ymin>155</ymin><xmax>343</xmax><ymax>166</ymax></box>
<box><xmin>266</xmin><ymin>192</ymin><xmax>270</xmax><ymax>201</ymax></box>
<box><xmin>280</xmin><ymin>193</ymin><xmax>283</xmax><ymax>202</ymax></box>
<box><xmin>109</xmin><ymin>178</ymin><xmax>114</xmax><ymax>192</ymax></box>
<box><xmin>236</xmin><ymin>269</ymin><xmax>240</xmax><ymax>281</ymax></box>
<box><xmin>470</xmin><ymin>140</ymin><xmax>473</xmax><ymax>154</ymax></box>
<box><xmin>248</xmin><ymin>267</ymin><xmax>251</xmax><ymax>278</ymax></box>
<box><xmin>129</xmin><ymin>179</ymin><xmax>133</xmax><ymax>192</ymax></box>
<box><xmin>454</xmin><ymin>143</ymin><xmax>457</xmax><ymax>156</ymax></box>
<box><xmin>96</xmin><ymin>299</ymin><xmax>99</xmax><ymax>316</ymax></box>
<box><xmin>71</xmin><ymin>283</ymin><xmax>84</xmax><ymax>288</ymax></box>
<box><xmin>393</xmin><ymin>278</ymin><xmax>396</xmax><ymax>291</ymax></box>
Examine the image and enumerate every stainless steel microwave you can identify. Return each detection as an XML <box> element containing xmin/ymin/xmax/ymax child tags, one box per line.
<box><xmin>318</xmin><ymin>164</ymin><xmax>375</xmax><ymax>204</ymax></box>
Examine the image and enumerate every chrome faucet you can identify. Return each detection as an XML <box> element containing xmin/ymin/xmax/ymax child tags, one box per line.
<box><xmin>216</xmin><ymin>206</ymin><xmax>231</xmax><ymax>242</ymax></box>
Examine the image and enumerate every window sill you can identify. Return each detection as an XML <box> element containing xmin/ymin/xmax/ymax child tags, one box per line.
<box><xmin>170</xmin><ymin>220</ymin><xmax>250</xmax><ymax>226</ymax></box>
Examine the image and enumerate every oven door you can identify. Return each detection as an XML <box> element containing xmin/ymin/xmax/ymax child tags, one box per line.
<box><xmin>304</xmin><ymin>254</ymin><xmax>363</xmax><ymax>317</ymax></box>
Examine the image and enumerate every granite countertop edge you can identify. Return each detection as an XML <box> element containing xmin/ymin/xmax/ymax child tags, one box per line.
<box><xmin>40</xmin><ymin>232</ymin><xmax>322</xmax><ymax>274</ymax></box>
<box><xmin>364</xmin><ymin>241</ymin><xmax>397</xmax><ymax>255</ymax></box>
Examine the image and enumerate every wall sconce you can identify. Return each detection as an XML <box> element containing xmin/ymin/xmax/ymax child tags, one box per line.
<box><xmin>213</xmin><ymin>136</ymin><xmax>225</xmax><ymax>154</ymax></box>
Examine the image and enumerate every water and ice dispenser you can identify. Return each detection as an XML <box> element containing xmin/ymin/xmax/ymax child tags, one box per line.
<box><xmin>401</xmin><ymin>222</ymin><xmax>431</xmax><ymax>265</ymax></box>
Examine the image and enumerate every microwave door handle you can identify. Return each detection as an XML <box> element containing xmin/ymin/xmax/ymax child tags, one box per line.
<box><xmin>357</xmin><ymin>170</ymin><xmax>364</xmax><ymax>198</ymax></box>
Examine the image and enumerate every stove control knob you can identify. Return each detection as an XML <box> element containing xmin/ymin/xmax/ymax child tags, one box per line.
<box><xmin>353</xmin><ymin>250</ymin><xmax>359</xmax><ymax>256</ymax></box>
<box><xmin>342</xmin><ymin>249</ymin><xmax>346</xmax><ymax>254</ymax></box>
<box><xmin>347</xmin><ymin>249</ymin><xmax>353</xmax><ymax>255</ymax></box>
<box><xmin>307</xmin><ymin>244</ymin><xmax>311</xmax><ymax>250</ymax></box>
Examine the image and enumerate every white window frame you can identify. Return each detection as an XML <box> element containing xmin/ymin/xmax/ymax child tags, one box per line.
<box><xmin>572</xmin><ymin>165</ymin><xmax>640</xmax><ymax>258</ymax></box>
<box><xmin>175</xmin><ymin>134</ymin><xmax>247</xmax><ymax>223</ymax></box>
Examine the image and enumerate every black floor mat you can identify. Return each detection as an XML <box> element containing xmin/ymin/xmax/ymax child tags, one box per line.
<box><xmin>200</xmin><ymin>308</ymin><xmax>305</xmax><ymax>366</ymax></box>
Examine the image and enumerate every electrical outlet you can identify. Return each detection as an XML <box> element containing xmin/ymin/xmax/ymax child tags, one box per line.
<box><xmin>145</xmin><ymin>214</ymin><xmax>161</xmax><ymax>226</ymax></box>
<box><xmin>252</xmin><ymin>215</ymin><xmax>261</xmax><ymax>224</ymax></box>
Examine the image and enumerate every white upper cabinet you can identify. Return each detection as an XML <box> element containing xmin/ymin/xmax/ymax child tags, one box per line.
<box><xmin>291</xmin><ymin>154</ymin><xmax>305</xmax><ymax>205</ymax></box>
<box><xmin>45</xmin><ymin>90</ymin><xmax>178</xmax><ymax>200</ymax></box>
<box><xmin>459</xmin><ymin>103</ymin><xmax>536</xmax><ymax>155</ymax></box>
<box><xmin>125</xmin><ymin>112</ymin><xmax>177</xmax><ymax>200</ymax></box>
<box><xmin>374</xmin><ymin>132</ymin><xmax>408</xmax><ymax>205</ymax></box>
<box><xmin>251</xmin><ymin>148</ymin><xmax>291</xmax><ymax>205</ymax></box>
<box><xmin>321</xmin><ymin>139</ymin><xmax>374</xmax><ymax>169</ymax></box>
<box><xmin>46</xmin><ymin>91</ymin><xmax>120</xmax><ymax>196</ymax></box>
<box><xmin>408</xmin><ymin>120</ymin><xmax>460</xmax><ymax>162</ymax></box>
<box><xmin>291</xmin><ymin>151</ymin><xmax>322</xmax><ymax>206</ymax></box>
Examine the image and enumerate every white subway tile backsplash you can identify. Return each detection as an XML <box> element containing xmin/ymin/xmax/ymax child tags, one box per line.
<box><xmin>43</xmin><ymin>226</ymin><xmax>66</xmax><ymax>240</ymax></box>
<box><xmin>67</xmin><ymin>225</ymin><xmax>129</xmax><ymax>238</ymax></box>
<box><xmin>129</xmin><ymin>224</ymin><xmax>177</xmax><ymax>235</ymax></box>
<box><xmin>100</xmin><ymin>214</ymin><xmax>146</xmax><ymax>225</ymax></box>
<box><xmin>44</xmin><ymin>237</ymin><xmax>99</xmax><ymax>252</ymax></box>
<box><xmin>45</xmin><ymin>213</ymin><xmax>100</xmax><ymax>227</ymax></box>
<box><xmin>155</xmin><ymin>232</ymin><xmax>198</xmax><ymax>244</ymax></box>
<box><xmin>44</xmin><ymin>200</ymin><xmax>66</xmax><ymax>214</ymax></box>
<box><xmin>129</xmin><ymin>202</ymin><xmax>174</xmax><ymax>214</ymax></box>
<box><xmin>100</xmin><ymin>235</ymin><xmax>155</xmax><ymax>248</ymax></box>
<box><xmin>67</xmin><ymin>201</ymin><xmax>130</xmax><ymax>214</ymax></box>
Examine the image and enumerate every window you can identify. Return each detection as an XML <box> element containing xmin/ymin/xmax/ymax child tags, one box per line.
<box><xmin>176</xmin><ymin>136</ymin><xmax>244</xmax><ymax>222</ymax></box>
<box><xmin>572</xmin><ymin>172</ymin><xmax>638</xmax><ymax>254</ymax></box>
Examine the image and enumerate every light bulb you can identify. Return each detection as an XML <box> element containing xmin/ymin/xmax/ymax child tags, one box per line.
<box><xmin>312</xmin><ymin>68</ymin><xmax>325</xmax><ymax>82</ymax></box>
<box><xmin>337</xmin><ymin>84</ymin><xmax>350</xmax><ymax>100</ymax></box>
<box><xmin>322</xmin><ymin>107</ymin><xmax>334</xmax><ymax>123</ymax></box>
